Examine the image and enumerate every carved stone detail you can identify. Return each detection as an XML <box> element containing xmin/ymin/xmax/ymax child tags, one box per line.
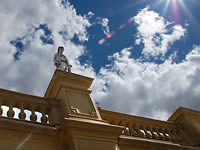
<box><xmin>71</xmin><ymin>106</ymin><xmax>80</xmax><ymax>114</ymax></box>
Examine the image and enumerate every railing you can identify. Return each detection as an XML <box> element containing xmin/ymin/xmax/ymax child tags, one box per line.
<box><xmin>99</xmin><ymin>108</ymin><xmax>183</xmax><ymax>143</ymax></box>
<box><xmin>0</xmin><ymin>89</ymin><xmax>54</xmax><ymax>125</ymax></box>
<box><xmin>0</xmin><ymin>89</ymin><xmax>187</xmax><ymax>144</ymax></box>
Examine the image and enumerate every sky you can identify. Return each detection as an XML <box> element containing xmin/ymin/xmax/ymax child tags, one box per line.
<box><xmin>0</xmin><ymin>0</ymin><xmax>200</xmax><ymax>120</ymax></box>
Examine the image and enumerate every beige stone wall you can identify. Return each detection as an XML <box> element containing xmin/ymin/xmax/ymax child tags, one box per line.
<box><xmin>0</xmin><ymin>127</ymin><xmax>63</xmax><ymax>150</ymax></box>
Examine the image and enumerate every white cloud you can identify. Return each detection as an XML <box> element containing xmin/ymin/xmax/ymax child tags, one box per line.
<box><xmin>186</xmin><ymin>46</ymin><xmax>200</xmax><ymax>64</ymax></box>
<box><xmin>0</xmin><ymin>1</ymin><xmax>199</xmax><ymax>122</ymax></box>
<box><xmin>96</xmin><ymin>17</ymin><xmax>110</xmax><ymax>35</ymax></box>
<box><xmin>0</xmin><ymin>0</ymin><xmax>94</xmax><ymax>96</ymax></box>
<box><xmin>92</xmin><ymin>46</ymin><xmax>200</xmax><ymax>120</ymax></box>
<box><xmin>134</xmin><ymin>8</ymin><xmax>186</xmax><ymax>57</ymax></box>
<box><xmin>87</xmin><ymin>11</ymin><xmax>95</xmax><ymax>18</ymax></box>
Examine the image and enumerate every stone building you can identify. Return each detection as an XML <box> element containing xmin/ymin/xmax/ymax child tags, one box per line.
<box><xmin>0</xmin><ymin>69</ymin><xmax>199</xmax><ymax>150</ymax></box>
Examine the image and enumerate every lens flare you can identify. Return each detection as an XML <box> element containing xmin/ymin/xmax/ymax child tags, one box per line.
<box><xmin>106</xmin><ymin>34</ymin><xmax>112</xmax><ymax>39</ymax></box>
<box><xmin>178</xmin><ymin>0</ymin><xmax>198</xmax><ymax>27</ymax></box>
<box><xmin>128</xmin><ymin>18</ymin><xmax>134</xmax><ymax>23</ymax></box>
<box><xmin>152</xmin><ymin>0</ymin><xmax>185</xmax><ymax>24</ymax></box>
<box><xmin>98</xmin><ymin>38</ymin><xmax>105</xmax><ymax>45</ymax></box>
<box><xmin>98</xmin><ymin>16</ymin><xmax>135</xmax><ymax>45</ymax></box>
<box><xmin>162</xmin><ymin>0</ymin><xmax>170</xmax><ymax>16</ymax></box>
<box><xmin>146</xmin><ymin>4</ymin><xmax>151</xmax><ymax>9</ymax></box>
<box><xmin>119</xmin><ymin>24</ymin><xmax>125</xmax><ymax>30</ymax></box>
<box><xmin>171</xmin><ymin>0</ymin><xmax>181</xmax><ymax>24</ymax></box>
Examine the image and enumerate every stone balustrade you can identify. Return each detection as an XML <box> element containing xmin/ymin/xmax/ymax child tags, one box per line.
<box><xmin>0</xmin><ymin>89</ymin><xmax>52</xmax><ymax>125</ymax></box>
<box><xmin>99</xmin><ymin>108</ymin><xmax>183</xmax><ymax>144</ymax></box>
<box><xmin>0</xmin><ymin>87</ymin><xmax>185</xmax><ymax>144</ymax></box>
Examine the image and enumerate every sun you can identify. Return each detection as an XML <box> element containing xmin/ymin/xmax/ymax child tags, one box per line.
<box><xmin>150</xmin><ymin>0</ymin><xmax>190</xmax><ymax>24</ymax></box>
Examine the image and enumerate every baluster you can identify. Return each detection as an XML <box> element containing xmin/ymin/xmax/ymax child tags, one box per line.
<box><xmin>140</xmin><ymin>125</ymin><xmax>147</xmax><ymax>138</ymax></box>
<box><xmin>41</xmin><ymin>109</ymin><xmax>48</xmax><ymax>124</ymax></box>
<box><xmin>123</xmin><ymin>127</ymin><xmax>131</xmax><ymax>135</ymax></box>
<box><xmin>30</xmin><ymin>107</ymin><xmax>37</xmax><ymax>122</ymax></box>
<box><xmin>166</xmin><ymin>128</ymin><xmax>175</xmax><ymax>142</ymax></box>
<box><xmin>124</xmin><ymin>123</ymin><xmax>131</xmax><ymax>135</ymax></box>
<box><xmin>0</xmin><ymin>102</ymin><xmax>2</xmax><ymax>116</ymax></box>
<box><xmin>119</xmin><ymin>121</ymin><xmax>127</xmax><ymax>135</ymax></box>
<box><xmin>161</xmin><ymin>128</ymin><xmax>170</xmax><ymax>141</ymax></box>
<box><xmin>19</xmin><ymin>105</ymin><xmax>26</xmax><ymax>120</ymax></box>
<box><xmin>152</xmin><ymin>126</ymin><xmax>159</xmax><ymax>139</ymax></box>
<box><xmin>130</xmin><ymin>123</ymin><xmax>138</xmax><ymax>137</ymax></box>
<box><xmin>144</xmin><ymin>126</ymin><xmax>152</xmax><ymax>139</ymax></box>
<box><xmin>165</xmin><ymin>129</ymin><xmax>171</xmax><ymax>141</ymax></box>
<box><xmin>148</xmin><ymin>126</ymin><xmax>155</xmax><ymax>139</ymax></box>
<box><xmin>153</xmin><ymin>127</ymin><xmax>161</xmax><ymax>140</ymax></box>
<box><xmin>154</xmin><ymin>127</ymin><xmax>165</xmax><ymax>140</ymax></box>
<box><xmin>163</xmin><ymin>128</ymin><xmax>170</xmax><ymax>141</ymax></box>
<box><xmin>136</xmin><ymin>124</ymin><xmax>145</xmax><ymax>138</ymax></box>
<box><xmin>7</xmin><ymin>104</ymin><xmax>15</xmax><ymax>118</ymax></box>
<box><xmin>158</xmin><ymin>128</ymin><xmax>166</xmax><ymax>140</ymax></box>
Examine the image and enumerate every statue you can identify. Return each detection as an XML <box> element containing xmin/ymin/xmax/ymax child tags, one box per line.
<box><xmin>53</xmin><ymin>46</ymin><xmax>72</xmax><ymax>72</ymax></box>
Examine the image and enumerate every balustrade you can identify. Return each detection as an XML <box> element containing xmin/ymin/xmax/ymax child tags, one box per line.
<box><xmin>99</xmin><ymin>108</ymin><xmax>183</xmax><ymax>143</ymax></box>
<box><xmin>0</xmin><ymin>89</ymin><xmax>185</xmax><ymax>144</ymax></box>
<box><xmin>0</xmin><ymin>89</ymin><xmax>53</xmax><ymax>125</ymax></box>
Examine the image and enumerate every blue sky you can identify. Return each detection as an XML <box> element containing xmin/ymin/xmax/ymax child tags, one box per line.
<box><xmin>0</xmin><ymin>0</ymin><xmax>200</xmax><ymax>120</ymax></box>
<box><xmin>71</xmin><ymin>0</ymin><xmax>200</xmax><ymax>69</ymax></box>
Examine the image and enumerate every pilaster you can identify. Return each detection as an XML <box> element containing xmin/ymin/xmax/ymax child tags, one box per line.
<box><xmin>168</xmin><ymin>107</ymin><xmax>200</xmax><ymax>146</ymax></box>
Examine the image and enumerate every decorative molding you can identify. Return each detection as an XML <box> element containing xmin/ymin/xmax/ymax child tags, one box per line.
<box><xmin>70</xmin><ymin>106</ymin><xmax>98</xmax><ymax>119</ymax></box>
<box><xmin>71</xmin><ymin>106</ymin><xmax>80</xmax><ymax>114</ymax></box>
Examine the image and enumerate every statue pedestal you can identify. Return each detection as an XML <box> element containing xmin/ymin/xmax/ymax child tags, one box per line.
<box><xmin>45</xmin><ymin>70</ymin><xmax>124</xmax><ymax>150</ymax></box>
<box><xmin>45</xmin><ymin>69</ymin><xmax>101</xmax><ymax>120</ymax></box>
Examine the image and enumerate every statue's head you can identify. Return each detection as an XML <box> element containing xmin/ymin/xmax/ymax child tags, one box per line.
<box><xmin>58</xmin><ymin>46</ymin><xmax>64</xmax><ymax>54</ymax></box>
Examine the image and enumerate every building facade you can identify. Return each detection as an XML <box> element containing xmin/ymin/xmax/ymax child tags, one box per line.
<box><xmin>0</xmin><ymin>69</ymin><xmax>199</xmax><ymax>150</ymax></box>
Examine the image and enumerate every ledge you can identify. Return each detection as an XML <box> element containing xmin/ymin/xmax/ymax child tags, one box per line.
<box><xmin>0</xmin><ymin>88</ymin><xmax>48</xmax><ymax>105</ymax></box>
<box><xmin>0</xmin><ymin>117</ymin><xmax>58</xmax><ymax>136</ymax></box>
<box><xmin>44</xmin><ymin>69</ymin><xmax>94</xmax><ymax>98</ymax></box>
<box><xmin>119</xmin><ymin>135</ymin><xmax>200</xmax><ymax>150</ymax></box>
<box><xmin>64</xmin><ymin>117</ymin><xmax>124</xmax><ymax>133</ymax></box>
<box><xmin>168</xmin><ymin>107</ymin><xmax>200</xmax><ymax>122</ymax></box>
<box><xmin>63</xmin><ymin>117</ymin><xmax>125</xmax><ymax>141</ymax></box>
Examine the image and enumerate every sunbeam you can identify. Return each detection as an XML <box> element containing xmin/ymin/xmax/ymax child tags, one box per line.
<box><xmin>171</xmin><ymin>0</ymin><xmax>181</xmax><ymax>24</ymax></box>
<box><xmin>153</xmin><ymin>0</ymin><xmax>188</xmax><ymax>24</ymax></box>
<box><xmin>152</xmin><ymin>0</ymin><xmax>163</xmax><ymax>9</ymax></box>
<box><xmin>177</xmin><ymin>0</ymin><xmax>199</xmax><ymax>27</ymax></box>
<box><xmin>162</xmin><ymin>0</ymin><xmax>170</xmax><ymax>16</ymax></box>
<box><xmin>109</xmin><ymin>0</ymin><xmax>147</xmax><ymax>17</ymax></box>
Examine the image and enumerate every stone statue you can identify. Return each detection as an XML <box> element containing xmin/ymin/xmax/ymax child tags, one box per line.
<box><xmin>53</xmin><ymin>46</ymin><xmax>72</xmax><ymax>72</ymax></box>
